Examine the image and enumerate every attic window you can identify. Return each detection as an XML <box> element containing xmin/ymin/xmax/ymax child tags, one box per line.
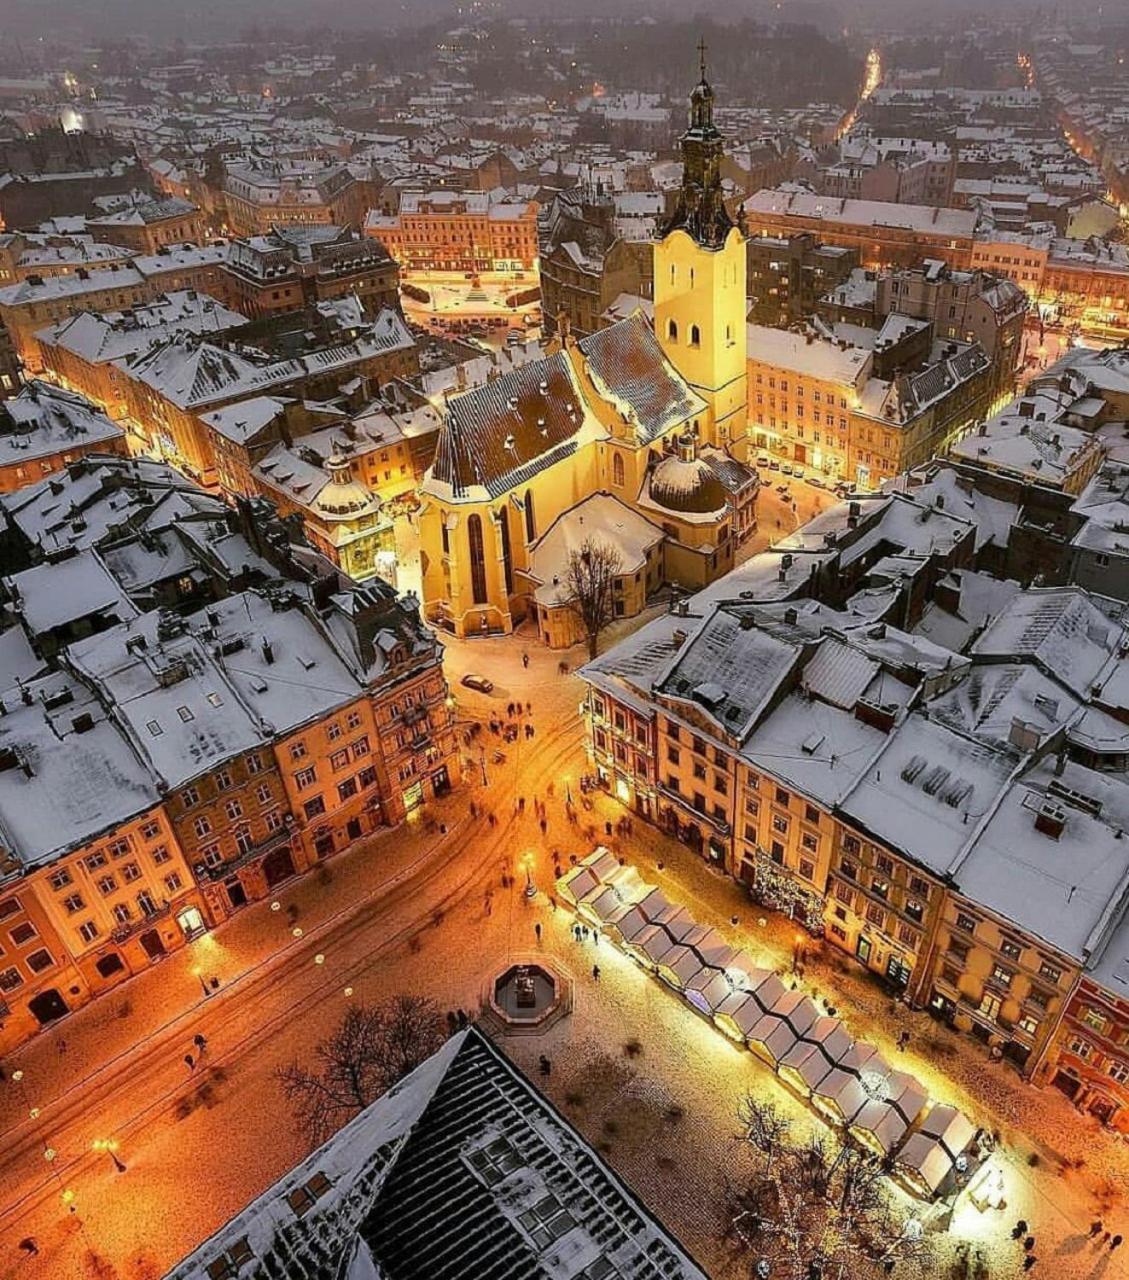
<box><xmin>518</xmin><ymin>1194</ymin><xmax>576</xmax><ymax>1250</ymax></box>
<box><xmin>206</xmin><ymin>692</ymin><xmax>224</xmax><ymax>707</ymax></box>
<box><xmin>177</xmin><ymin>706</ymin><xmax>195</xmax><ymax>722</ymax></box>
<box><xmin>146</xmin><ymin>720</ymin><xmax>163</xmax><ymax>737</ymax></box>
<box><xmin>465</xmin><ymin>1136</ymin><xmax>522</xmax><ymax>1186</ymax></box>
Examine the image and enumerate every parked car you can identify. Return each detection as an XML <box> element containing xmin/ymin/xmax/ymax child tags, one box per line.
<box><xmin>808</xmin><ymin>476</ymin><xmax>826</xmax><ymax>489</ymax></box>
<box><xmin>756</xmin><ymin>454</ymin><xmax>770</xmax><ymax>467</ymax></box>
<box><xmin>769</xmin><ymin>458</ymin><xmax>781</xmax><ymax>471</ymax></box>
<box><xmin>461</xmin><ymin>673</ymin><xmax>495</xmax><ymax>693</ymax></box>
<box><xmin>793</xmin><ymin>466</ymin><xmax>806</xmax><ymax>479</ymax></box>
<box><xmin>781</xmin><ymin>464</ymin><xmax>794</xmax><ymax>476</ymax></box>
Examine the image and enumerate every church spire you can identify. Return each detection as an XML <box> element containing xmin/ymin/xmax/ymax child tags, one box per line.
<box><xmin>660</xmin><ymin>37</ymin><xmax>733</xmax><ymax>249</ymax></box>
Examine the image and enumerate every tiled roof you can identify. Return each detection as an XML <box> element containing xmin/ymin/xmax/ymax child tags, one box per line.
<box><xmin>577</xmin><ymin>313</ymin><xmax>705</xmax><ymax>445</ymax></box>
<box><xmin>430</xmin><ymin>352</ymin><xmax>589</xmax><ymax>499</ymax></box>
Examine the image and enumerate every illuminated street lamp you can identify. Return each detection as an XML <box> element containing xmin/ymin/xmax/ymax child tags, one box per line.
<box><xmin>92</xmin><ymin>1137</ymin><xmax>126</xmax><ymax>1173</ymax></box>
<box><xmin>191</xmin><ymin>966</ymin><xmax>210</xmax><ymax>998</ymax></box>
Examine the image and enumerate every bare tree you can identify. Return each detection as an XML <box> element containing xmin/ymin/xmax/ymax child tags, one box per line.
<box><xmin>726</xmin><ymin>1112</ymin><xmax>933</xmax><ymax>1280</ymax></box>
<box><xmin>738</xmin><ymin>1093</ymin><xmax>791</xmax><ymax>1172</ymax></box>
<box><xmin>564</xmin><ymin>536</ymin><xmax>623</xmax><ymax>660</ymax></box>
<box><xmin>277</xmin><ymin>995</ymin><xmax>444</xmax><ymax>1144</ymax></box>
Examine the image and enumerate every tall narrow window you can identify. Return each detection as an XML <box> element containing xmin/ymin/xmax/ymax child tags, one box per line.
<box><xmin>524</xmin><ymin>489</ymin><xmax>536</xmax><ymax>543</ymax></box>
<box><xmin>613</xmin><ymin>453</ymin><xmax>625</xmax><ymax>487</ymax></box>
<box><xmin>499</xmin><ymin>509</ymin><xmax>514</xmax><ymax>596</ymax></box>
<box><xmin>689</xmin><ymin>324</ymin><xmax>701</xmax><ymax>347</ymax></box>
<box><xmin>667</xmin><ymin>318</ymin><xmax>678</xmax><ymax>343</ymax></box>
<box><xmin>467</xmin><ymin>514</ymin><xmax>487</xmax><ymax>604</ymax></box>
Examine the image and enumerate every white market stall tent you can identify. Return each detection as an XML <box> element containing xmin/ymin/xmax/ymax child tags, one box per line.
<box><xmin>557</xmin><ymin>848</ymin><xmax>978</xmax><ymax>1199</ymax></box>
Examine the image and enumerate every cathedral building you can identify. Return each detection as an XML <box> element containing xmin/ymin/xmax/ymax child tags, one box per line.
<box><xmin>417</xmin><ymin>61</ymin><xmax>757</xmax><ymax>640</ymax></box>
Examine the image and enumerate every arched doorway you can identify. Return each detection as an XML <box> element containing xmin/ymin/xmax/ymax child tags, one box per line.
<box><xmin>140</xmin><ymin>930</ymin><xmax>165</xmax><ymax>961</ymax></box>
<box><xmin>29</xmin><ymin>989</ymin><xmax>68</xmax><ymax>1026</ymax></box>
<box><xmin>263</xmin><ymin>845</ymin><xmax>296</xmax><ymax>888</ymax></box>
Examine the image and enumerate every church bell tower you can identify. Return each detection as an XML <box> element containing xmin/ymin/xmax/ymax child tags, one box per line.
<box><xmin>655</xmin><ymin>40</ymin><xmax>748</xmax><ymax>457</ymax></box>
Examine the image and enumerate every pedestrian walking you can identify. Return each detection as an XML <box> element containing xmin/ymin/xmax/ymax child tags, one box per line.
<box><xmin>469</xmin><ymin>801</ymin><xmax>478</xmax><ymax>818</ymax></box>
<box><xmin>592</xmin><ymin>964</ymin><xmax>600</xmax><ymax>982</ymax></box>
<box><xmin>535</xmin><ymin>922</ymin><xmax>542</xmax><ymax>944</ymax></box>
<box><xmin>1012</xmin><ymin>1221</ymin><xmax>1028</xmax><ymax>1240</ymax></box>
<box><xmin>1023</xmin><ymin>1237</ymin><xmax>1035</xmax><ymax>1253</ymax></box>
<box><xmin>605</xmin><ymin>820</ymin><xmax>613</xmax><ymax>836</ymax></box>
<box><xmin>17</xmin><ymin>1238</ymin><xmax>38</xmax><ymax>1257</ymax></box>
<box><xmin>488</xmin><ymin>812</ymin><xmax>497</xmax><ymax>828</ymax></box>
<box><xmin>896</xmin><ymin>1030</ymin><xmax>910</xmax><ymax>1051</ymax></box>
<box><xmin>1111</xmin><ymin>1235</ymin><xmax>1123</xmax><ymax>1252</ymax></box>
<box><xmin>193</xmin><ymin>1033</ymin><xmax>208</xmax><ymax>1053</ymax></box>
<box><xmin>526</xmin><ymin>701</ymin><xmax>531</xmax><ymax>714</ymax></box>
<box><xmin>1090</xmin><ymin>1221</ymin><xmax>1103</xmax><ymax>1238</ymax></box>
<box><xmin>184</xmin><ymin>1053</ymin><xmax>195</xmax><ymax>1072</ymax></box>
<box><xmin>539</xmin><ymin>817</ymin><xmax>547</xmax><ymax>836</ymax></box>
<box><xmin>1022</xmin><ymin>1256</ymin><xmax>1037</xmax><ymax>1272</ymax></box>
<box><xmin>522</xmin><ymin>652</ymin><xmax>529</xmax><ymax>669</ymax></box>
<box><xmin>539</xmin><ymin>1054</ymin><xmax>551</xmax><ymax>1076</ymax></box>
<box><xmin>56</xmin><ymin>1037</ymin><xmax>67</xmax><ymax>1056</ymax></box>
<box><xmin>1102</xmin><ymin>1232</ymin><xmax>1112</xmax><ymax>1245</ymax></box>
<box><xmin>518</xmin><ymin>796</ymin><xmax>525</xmax><ymax>813</ymax></box>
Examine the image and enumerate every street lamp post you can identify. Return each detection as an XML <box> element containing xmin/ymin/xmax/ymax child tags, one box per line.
<box><xmin>479</xmin><ymin>748</ymin><xmax>488</xmax><ymax>786</ymax></box>
<box><xmin>92</xmin><ymin>1138</ymin><xmax>126</xmax><ymax>1173</ymax></box>
<box><xmin>192</xmin><ymin>966</ymin><xmax>210</xmax><ymax>998</ymax></box>
<box><xmin>522</xmin><ymin>853</ymin><xmax>536</xmax><ymax>899</ymax></box>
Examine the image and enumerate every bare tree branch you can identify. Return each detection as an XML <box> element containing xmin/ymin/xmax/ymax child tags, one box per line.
<box><xmin>275</xmin><ymin>996</ymin><xmax>445</xmax><ymax>1145</ymax></box>
<box><xmin>564</xmin><ymin>535</ymin><xmax>623</xmax><ymax>660</ymax></box>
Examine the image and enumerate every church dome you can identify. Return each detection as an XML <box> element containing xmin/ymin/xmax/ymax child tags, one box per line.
<box><xmin>314</xmin><ymin>449</ymin><xmax>382</xmax><ymax>520</ymax></box>
<box><xmin>649</xmin><ymin>455</ymin><xmax>728</xmax><ymax>515</ymax></box>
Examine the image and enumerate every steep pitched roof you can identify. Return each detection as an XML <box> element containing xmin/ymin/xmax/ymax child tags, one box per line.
<box><xmin>577</xmin><ymin>313</ymin><xmax>705</xmax><ymax>445</ymax></box>
<box><xmin>164</xmin><ymin>1028</ymin><xmax>709</xmax><ymax>1280</ymax></box>
<box><xmin>428</xmin><ymin>352</ymin><xmax>596</xmax><ymax>500</ymax></box>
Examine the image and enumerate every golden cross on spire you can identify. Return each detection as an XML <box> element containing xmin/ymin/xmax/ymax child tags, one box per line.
<box><xmin>697</xmin><ymin>35</ymin><xmax>707</xmax><ymax>81</ymax></box>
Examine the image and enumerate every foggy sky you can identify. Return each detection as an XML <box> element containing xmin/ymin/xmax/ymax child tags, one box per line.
<box><xmin>4</xmin><ymin>0</ymin><xmax>1054</xmax><ymax>47</ymax></box>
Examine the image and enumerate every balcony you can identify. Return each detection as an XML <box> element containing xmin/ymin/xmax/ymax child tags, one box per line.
<box><xmin>195</xmin><ymin>824</ymin><xmax>293</xmax><ymax>880</ymax></box>
<box><xmin>111</xmin><ymin>901</ymin><xmax>172</xmax><ymax>945</ymax></box>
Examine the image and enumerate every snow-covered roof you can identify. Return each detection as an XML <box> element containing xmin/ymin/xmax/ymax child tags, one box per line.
<box><xmin>526</xmin><ymin>492</ymin><xmax>662</xmax><ymax>609</ymax></box>
<box><xmin>165</xmin><ymin>1027</ymin><xmax>710</xmax><ymax>1280</ymax></box>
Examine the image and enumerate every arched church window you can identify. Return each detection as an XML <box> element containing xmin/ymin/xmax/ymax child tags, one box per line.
<box><xmin>689</xmin><ymin>324</ymin><xmax>701</xmax><ymax>347</ymax></box>
<box><xmin>524</xmin><ymin>489</ymin><xmax>536</xmax><ymax>542</ymax></box>
<box><xmin>667</xmin><ymin>318</ymin><xmax>678</xmax><ymax>343</ymax></box>
<box><xmin>467</xmin><ymin>515</ymin><xmax>488</xmax><ymax>605</ymax></box>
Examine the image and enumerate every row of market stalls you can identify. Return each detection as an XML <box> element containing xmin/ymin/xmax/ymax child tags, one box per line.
<box><xmin>559</xmin><ymin>848</ymin><xmax>979</xmax><ymax>1201</ymax></box>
